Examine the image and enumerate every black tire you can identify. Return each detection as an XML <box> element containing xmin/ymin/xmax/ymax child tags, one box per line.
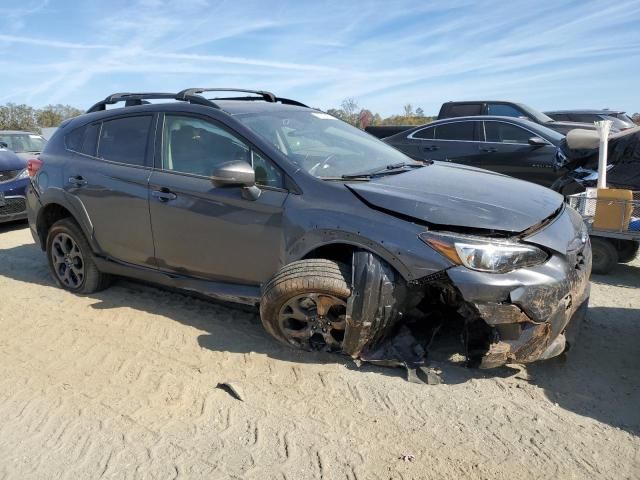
<box><xmin>46</xmin><ymin>218</ymin><xmax>111</xmax><ymax>293</ymax></box>
<box><xmin>617</xmin><ymin>240</ymin><xmax>640</xmax><ymax>264</ymax></box>
<box><xmin>590</xmin><ymin>237</ymin><xmax>618</xmax><ymax>275</ymax></box>
<box><xmin>260</xmin><ymin>259</ymin><xmax>351</xmax><ymax>352</ymax></box>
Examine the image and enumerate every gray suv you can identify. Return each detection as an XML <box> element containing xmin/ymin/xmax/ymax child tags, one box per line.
<box><xmin>26</xmin><ymin>88</ymin><xmax>591</xmax><ymax>368</ymax></box>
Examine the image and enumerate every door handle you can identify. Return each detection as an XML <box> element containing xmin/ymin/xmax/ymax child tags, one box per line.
<box><xmin>152</xmin><ymin>189</ymin><xmax>177</xmax><ymax>202</ymax></box>
<box><xmin>68</xmin><ymin>176</ymin><xmax>87</xmax><ymax>187</ymax></box>
<box><xmin>479</xmin><ymin>146</ymin><xmax>497</xmax><ymax>153</ymax></box>
<box><xmin>423</xmin><ymin>145</ymin><xmax>439</xmax><ymax>151</ymax></box>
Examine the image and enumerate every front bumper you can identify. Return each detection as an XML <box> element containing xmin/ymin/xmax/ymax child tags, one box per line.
<box><xmin>1</xmin><ymin>178</ymin><xmax>29</xmax><ymax>223</ymax></box>
<box><xmin>447</xmin><ymin>237</ymin><xmax>591</xmax><ymax>367</ymax></box>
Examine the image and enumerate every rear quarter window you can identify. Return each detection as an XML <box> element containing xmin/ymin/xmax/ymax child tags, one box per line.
<box><xmin>65</xmin><ymin>123</ymin><xmax>100</xmax><ymax>156</ymax></box>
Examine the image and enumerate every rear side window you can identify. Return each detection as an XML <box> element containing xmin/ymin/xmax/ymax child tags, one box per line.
<box><xmin>486</xmin><ymin>104</ymin><xmax>525</xmax><ymax>118</ymax></box>
<box><xmin>434</xmin><ymin>122</ymin><xmax>476</xmax><ymax>141</ymax></box>
<box><xmin>548</xmin><ymin>113</ymin><xmax>570</xmax><ymax>121</ymax></box>
<box><xmin>98</xmin><ymin>116</ymin><xmax>152</xmax><ymax>166</ymax></box>
<box><xmin>484</xmin><ymin>121</ymin><xmax>533</xmax><ymax>144</ymax></box>
<box><xmin>413</xmin><ymin>126</ymin><xmax>434</xmax><ymax>139</ymax></box>
<box><xmin>445</xmin><ymin>103</ymin><xmax>482</xmax><ymax>117</ymax></box>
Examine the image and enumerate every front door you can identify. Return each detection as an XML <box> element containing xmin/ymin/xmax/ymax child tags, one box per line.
<box><xmin>148</xmin><ymin>113</ymin><xmax>288</xmax><ymax>285</ymax></box>
<box><xmin>479</xmin><ymin>120</ymin><xmax>560</xmax><ymax>185</ymax></box>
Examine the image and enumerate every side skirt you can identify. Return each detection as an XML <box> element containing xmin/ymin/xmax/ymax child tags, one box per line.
<box><xmin>93</xmin><ymin>256</ymin><xmax>261</xmax><ymax>306</ymax></box>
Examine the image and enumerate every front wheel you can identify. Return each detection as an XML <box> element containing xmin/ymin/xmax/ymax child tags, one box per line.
<box><xmin>46</xmin><ymin>218</ymin><xmax>111</xmax><ymax>293</ymax></box>
<box><xmin>260</xmin><ymin>260</ymin><xmax>351</xmax><ymax>352</ymax></box>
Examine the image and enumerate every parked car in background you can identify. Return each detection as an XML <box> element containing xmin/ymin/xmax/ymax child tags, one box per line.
<box><xmin>383</xmin><ymin>116</ymin><xmax>568</xmax><ymax>186</ymax></box>
<box><xmin>0</xmin><ymin>130</ymin><xmax>47</xmax><ymax>161</ymax></box>
<box><xmin>437</xmin><ymin>101</ymin><xmax>608</xmax><ymax>135</ymax></box>
<box><xmin>26</xmin><ymin>88</ymin><xmax>590</xmax><ymax>369</ymax></box>
<box><xmin>545</xmin><ymin>110</ymin><xmax>636</xmax><ymax>131</ymax></box>
<box><xmin>0</xmin><ymin>146</ymin><xmax>29</xmax><ymax>223</ymax></box>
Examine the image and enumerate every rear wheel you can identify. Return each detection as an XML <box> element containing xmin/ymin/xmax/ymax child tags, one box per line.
<box><xmin>46</xmin><ymin>218</ymin><xmax>111</xmax><ymax>293</ymax></box>
<box><xmin>616</xmin><ymin>240</ymin><xmax>639</xmax><ymax>264</ymax></box>
<box><xmin>590</xmin><ymin>237</ymin><xmax>618</xmax><ymax>275</ymax></box>
<box><xmin>260</xmin><ymin>260</ymin><xmax>351</xmax><ymax>352</ymax></box>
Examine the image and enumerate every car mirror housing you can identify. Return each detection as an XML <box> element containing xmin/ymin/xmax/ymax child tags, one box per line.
<box><xmin>211</xmin><ymin>160</ymin><xmax>261</xmax><ymax>200</ymax></box>
<box><xmin>528</xmin><ymin>136</ymin><xmax>547</xmax><ymax>147</ymax></box>
<box><xmin>212</xmin><ymin>160</ymin><xmax>255</xmax><ymax>187</ymax></box>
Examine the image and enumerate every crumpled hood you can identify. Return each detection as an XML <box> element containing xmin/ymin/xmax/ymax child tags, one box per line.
<box><xmin>346</xmin><ymin>162</ymin><xmax>564</xmax><ymax>233</ymax></box>
<box><xmin>0</xmin><ymin>149</ymin><xmax>26</xmax><ymax>172</ymax></box>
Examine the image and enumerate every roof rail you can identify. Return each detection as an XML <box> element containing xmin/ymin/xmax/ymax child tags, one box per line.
<box><xmin>86</xmin><ymin>92</ymin><xmax>220</xmax><ymax>113</ymax></box>
<box><xmin>177</xmin><ymin>88</ymin><xmax>278</xmax><ymax>103</ymax></box>
<box><xmin>86</xmin><ymin>88</ymin><xmax>308</xmax><ymax>113</ymax></box>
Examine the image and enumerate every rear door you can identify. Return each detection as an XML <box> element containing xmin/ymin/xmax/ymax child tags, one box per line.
<box><xmin>411</xmin><ymin>120</ymin><xmax>482</xmax><ymax>163</ymax></box>
<box><xmin>148</xmin><ymin>113</ymin><xmax>288</xmax><ymax>285</ymax></box>
<box><xmin>478</xmin><ymin>120</ymin><xmax>559</xmax><ymax>185</ymax></box>
<box><xmin>64</xmin><ymin>115</ymin><xmax>156</xmax><ymax>266</ymax></box>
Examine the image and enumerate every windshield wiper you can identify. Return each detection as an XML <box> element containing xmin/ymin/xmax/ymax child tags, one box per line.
<box><xmin>341</xmin><ymin>162</ymin><xmax>425</xmax><ymax>179</ymax></box>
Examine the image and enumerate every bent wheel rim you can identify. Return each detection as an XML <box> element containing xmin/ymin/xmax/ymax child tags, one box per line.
<box><xmin>278</xmin><ymin>293</ymin><xmax>347</xmax><ymax>351</ymax></box>
<box><xmin>51</xmin><ymin>233</ymin><xmax>85</xmax><ymax>289</ymax></box>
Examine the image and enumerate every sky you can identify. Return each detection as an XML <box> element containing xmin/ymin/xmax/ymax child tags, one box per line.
<box><xmin>0</xmin><ymin>0</ymin><xmax>639</xmax><ymax>116</ymax></box>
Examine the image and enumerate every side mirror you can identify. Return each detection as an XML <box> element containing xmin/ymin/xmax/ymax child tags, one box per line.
<box><xmin>211</xmin><ymin>160</ymin><xmax>261</xmax><ymax>200</ymax></box>
<box><xmin>528</xmin><ymin>136</ymin><xmax>547</xmax><ymax>147</ymax></box>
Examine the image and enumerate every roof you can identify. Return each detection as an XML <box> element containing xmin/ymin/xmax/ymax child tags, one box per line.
<box><xmin>420</xmin><ymin>115</ymin><xmax>542</xmax><ymax>127</ymax></box>
<box><xmin>0</xmin><ymin>130</ymin><xmax>41</xmax><ymax>135</ymax></box>
<box><xmin>545</xmin><ymin>109</ymin><xmax>625</xmax><ymax>115</ymax></box>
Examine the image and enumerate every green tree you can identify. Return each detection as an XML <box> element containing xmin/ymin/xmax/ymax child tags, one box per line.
<box><xmin>0</xmin><ymin>103</ymin><xmax>39</xmax><ymax>131</ymax></box>
<box><xmin>37</xmin><ymin>104</ymin><xmax>83</xmax><ymax>128</ymax></box>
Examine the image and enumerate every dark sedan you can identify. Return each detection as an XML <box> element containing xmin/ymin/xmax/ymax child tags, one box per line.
<box><xmin>0</xmin><ymin>147</ymin><xmax>29</xmax><ymax>223</ymax></box>
<box><xmin>383</xmin><ymin>116</ymin><xmax>567</xmax><ymax>186</ymax></box>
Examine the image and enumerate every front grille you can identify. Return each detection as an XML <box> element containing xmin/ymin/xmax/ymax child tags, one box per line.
<box><xmin>0</xmin><ymin>169</ymin><xmax>22</xmax><ymax>183</ymax></box>
<box><xmin>0</xmin><ymin>197</ymin><xmax>26</xmax><ymax>216</ymax></box>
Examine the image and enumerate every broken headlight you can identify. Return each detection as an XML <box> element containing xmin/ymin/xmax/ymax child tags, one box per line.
<box><xmin>419</xmin><ymin>232</ymin><xmax>548</xmax><ymax>273</ymax></box>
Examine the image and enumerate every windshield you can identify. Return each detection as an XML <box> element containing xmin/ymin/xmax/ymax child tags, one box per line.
<box><xmin>516</xmin><ymin>103</ymin><xmax>554</xmax><ymax>124</ymax></box>
<box><xmin>234</xmin><ymin>110</ymin><xmax>418</xmax><ymax>178</ymax></box>
<box><xmin>0</xmin><ymin>133</ymin><xmax>47</xmax><ymax>153</ymax></box>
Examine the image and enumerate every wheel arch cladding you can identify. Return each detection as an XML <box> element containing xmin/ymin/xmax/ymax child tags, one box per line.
<box><xmin>36</xmin><ymin>203</ymin><xmax>73</xmax><ymax>250</ymax></box>
<box><xmin>342</xmin><ymin>250</ymin><xmax>409</xmax><ymax>357</ymax></box>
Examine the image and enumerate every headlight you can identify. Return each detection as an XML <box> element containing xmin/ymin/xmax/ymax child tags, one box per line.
<box><xmin>16</xmin><ymin>168</ymin><xmax>29</xmax><ymax>180</ymax></box>
<box><xmin>419</xmin><ymin>231</ymin><xmax>548</xmax><ymax>273</ymax></box>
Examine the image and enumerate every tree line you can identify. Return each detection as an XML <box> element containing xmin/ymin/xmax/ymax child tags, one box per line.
<box><xmin>326</xmin><ymin>98</ymin><xmax>436</xmax><ymax>129</ymax></box>
<box><xmin>0</xmin><ymin>103</ymin><xmax>84</xmax><ymax>132</ymax></box>
<box><xmin>1</xmin><ymin>100</ymin><xmax>638</xmax><ymax>133</ymax></box>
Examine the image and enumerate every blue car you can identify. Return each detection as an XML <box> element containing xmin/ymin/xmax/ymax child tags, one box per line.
<box><xmin>0</xmin><ymin>146</ymin><xmax>29</xmax><ymax>223</ymax></box>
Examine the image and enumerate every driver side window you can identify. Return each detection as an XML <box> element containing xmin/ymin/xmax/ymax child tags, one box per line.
<box><xmin>163</xmin><ymin>115</ymin><xmax>250</xmax><ymax>177</ymax></box>
<box><xmin>162</xmin><ymin>115</ymin><xmax>283</xmax><ymax>188</ymax></box>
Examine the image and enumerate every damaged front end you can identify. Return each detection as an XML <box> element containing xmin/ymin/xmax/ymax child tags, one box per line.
<box><xmin>343</xmin><ymin>205</ymin><xmax>592</xmax><ymax>374</ymax></box>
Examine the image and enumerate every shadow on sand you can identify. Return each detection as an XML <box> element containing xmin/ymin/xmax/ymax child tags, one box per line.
<box><xmin>1</xmin><ymin>234</ymin><xmax>638</xmax><ymax>435</ymax></box>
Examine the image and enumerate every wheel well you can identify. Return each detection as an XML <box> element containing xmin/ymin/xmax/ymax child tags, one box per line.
<box><xmin>36</xmin><ymin>203</ymin><xmax>72</xmax><ymax>250</ymax></box>
<box><xmin>302</xmin><ymin>243</ymin><xmax>357</xmax><ymax>265</ymax></box>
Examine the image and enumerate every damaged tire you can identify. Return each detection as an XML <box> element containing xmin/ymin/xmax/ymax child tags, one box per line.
<box><xmin>590</xmin><ymin>237</ymin><xmax>618</xmax><ymax>275</ymax></box>
<box><xmin>260</xmin><ymin>260</ymin><xmax>351</xmax><ymax>352</ymax></box>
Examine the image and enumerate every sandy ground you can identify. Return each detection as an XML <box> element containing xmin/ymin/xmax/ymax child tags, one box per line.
<box><xmin>0</xmin><ymin>221</ymin><xmax>638</xmax><ymax>480</ymax></box>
